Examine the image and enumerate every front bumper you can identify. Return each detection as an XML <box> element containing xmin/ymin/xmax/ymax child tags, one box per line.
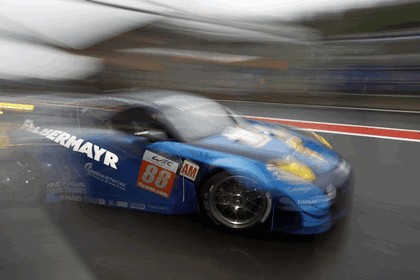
<box><xmin>270</xmin><ymin>172</ymin><xmax>354</xmax><ymax>235</ymax></box>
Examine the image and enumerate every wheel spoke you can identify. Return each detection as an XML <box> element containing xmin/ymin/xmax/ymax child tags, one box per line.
<box><xmin>220</xmin><ymin>205</ymin><xmax>229</xmax><ymax>214</ymax></box>
<box><xmin>246</xmin><ymin>199</ymin><xmax>259</xmax><ymax>207</ymax></box>
<box><xmin>234</xmin><ymin>210</ymin><xmax>239</xmax><ymax>222</ymax></box>
<box><xmin>241</xmin><ymin>207</ymin><xmax>248</xmax><ymax>220</ymax></box>
<box><xmin>227</xmin><ymin>210</ymin><xmax>236</xmax><ymax>219</ymax></box>
<box><xmin>215</xmin><ymin>193</ymin><xmax>229</xmax><ymax>199</ymax></box>
<box><xmin>248</xmin><ymin>195</ymin><xmax>261</xmax><ymax>202</ymax></box>
<box><xmin>244</xmin><ymin>205</ymin><xmax>257</xmax><ymax>215</ymax></box>
<box><xmin>215</xmin><ymin>201</ymin><xmax>229</xmax><ymax>206</ymax></box>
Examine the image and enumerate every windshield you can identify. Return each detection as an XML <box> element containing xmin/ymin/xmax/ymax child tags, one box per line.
<box><xmin>160</xmin><ymin>97</ymin><xmax>236</xmax><ymax>141</ymax></box>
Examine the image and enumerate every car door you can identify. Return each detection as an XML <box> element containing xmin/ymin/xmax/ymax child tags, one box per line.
<box><xmin>78</xmin><ymin>106</ymin><xmax>184</xmax><ymax>213</ymax></box>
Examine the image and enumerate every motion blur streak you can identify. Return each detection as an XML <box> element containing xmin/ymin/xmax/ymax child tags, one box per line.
<box><xmin>245</xmin><ymin>116</ymin><xmax>420</xmax><ymax>142</ymax></box>
<box><xmin>0</xmin><ymin>102</ymin><xmax>34</xmax><ymax>112</ymax></box>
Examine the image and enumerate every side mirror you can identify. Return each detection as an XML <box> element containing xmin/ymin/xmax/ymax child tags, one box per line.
<box><xmin>134</xmin><ymin>130</ymin><xmax>168</xmax><ymax>142</ymax></box>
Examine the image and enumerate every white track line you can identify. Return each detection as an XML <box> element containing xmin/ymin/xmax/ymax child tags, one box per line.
<box><xmin>222</xmin><ymin>100</ymin><xmax>420</xmax><ymax>114</ymax></box>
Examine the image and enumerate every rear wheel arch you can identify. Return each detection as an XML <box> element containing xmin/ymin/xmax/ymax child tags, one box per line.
<box><xmin>0</xmin><ymin>149</ymin><xmax>46</xmax><ymax>205</ymax></box>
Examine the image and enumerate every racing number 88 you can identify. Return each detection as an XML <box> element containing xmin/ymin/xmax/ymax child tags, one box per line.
<box><xmin>142</xmin><ymin>164</ymin><xmax>171</xmax><ymax>189</ymax></box>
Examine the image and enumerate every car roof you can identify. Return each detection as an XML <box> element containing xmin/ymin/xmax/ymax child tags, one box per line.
<box><xmin>76</xmin><ymin>90</ymin><xmax>211</xmax><ymax>111</ymax></box>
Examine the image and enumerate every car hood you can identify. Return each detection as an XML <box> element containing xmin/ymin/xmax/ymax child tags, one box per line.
<box><xmin>193</xmin><ymin>122</ymin><xmax>340</xmax><ymax>174</ymax></box>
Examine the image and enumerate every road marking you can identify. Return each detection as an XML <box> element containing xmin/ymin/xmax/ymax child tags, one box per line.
<box><xmin>244</xmin><ymin>115</ymin><xmax>420</xmax><ymax>143</ymax></box>
<box><xmin>326</xmin><ymin>34</ymin><xmax>420</xmax><ymax>43</ymax></box>
<box><xmin>222</xmin><ymin>100</ymin><xmax>420</xmax><ymax>114</ymax></box>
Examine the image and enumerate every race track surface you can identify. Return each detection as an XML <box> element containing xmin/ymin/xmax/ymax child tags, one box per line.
<box><xmin>1</xmin><ymin>101</ymin><xmax>419</xmax><ymax>280</ymax></box>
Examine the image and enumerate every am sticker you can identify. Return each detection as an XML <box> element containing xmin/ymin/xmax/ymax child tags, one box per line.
<box><xmin>180</xmin><ymin>160</ymin><xmax>199</xmax><ymax>181</ymax></box>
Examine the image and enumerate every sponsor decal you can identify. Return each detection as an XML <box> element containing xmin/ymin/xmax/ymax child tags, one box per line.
<box><xmin>47</xmin><ymin>181</ymin><xmax>87</xmax><ymax>194</ymax></box>
<box><xmin>147</xmin><ymin>204</ymin><xmax>169</xmax><ymax>211</ymax></box>
<box><xmin>297</xmin><ymin>199</ymin><xmax>317</xmax><ymax>205</ymax></box>
<box><xmin>116</xmin><ymin>201</ymin><xmax>128</xmax><ymax>208</ymax></box>
<box><xmin>85</xmin><ymin>163</ymin><xmax>126</xmax><ymax>190</ymax></box>
<box><xmin>285</xmin><ymin>186</ymin><xmax>312</xmax><ymax>193</ymax></box>
<box><xmin>84</xmin><ymin>197</ymin><xmax>98</xmax><ymax>204</ymax></box>
<box><xmin>137</xmin><ymin>150</ymin><xmax>179</xmax><ymax>199</ymax></box>
<box><xmin>98</xmin><ymin>198</ymin><xmax>106</xmax><ymax>205</ymax></box>
<box><xmin>21</xmin><ymin>119</ymin><xmax>119</xmax><ymax>169</ymax></box>
<box><xmin>59</xmin><ymin>195</ymin><xmax>82</xmax><ymax>202</ymax></box>
<box><xmin>270</xmin><ymin>170</ymin><xmax>286</xmax><ymax>181</ymax></box>
<box><xmin>222</xmin><ymin>127</ymin><xmax>271</xmax><ymax>147</ymax></box>
<box><xmin>129</xmin><ymin>202</ymin><xmax>146</xmax><ymax>210</ymax></box>
<box><xmin>326</xmin><ymin>184</ymin><xmax>336</xmax><ymax>200</ymax></box>
<box><xmin>180</xmin><ymin>160</ymin><xmax>199</xmax><ymax>181</ymax></box>
<box><xmin>253</xmin><ymin>124</ymin><xmax>324</xmax><ymax>160</ymax></box>
<box><xmin>61</xmin><ymin>165</ymin><xmax>73</xmax><ymax>182</ymax></box>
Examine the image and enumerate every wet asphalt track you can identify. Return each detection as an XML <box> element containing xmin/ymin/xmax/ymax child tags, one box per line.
<box><xmin>1</xmin><ymin>101</ymin><xmax>420</xmax><ymax>280</ymax></box>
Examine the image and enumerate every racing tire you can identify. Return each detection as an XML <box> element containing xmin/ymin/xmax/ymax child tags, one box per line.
<box><xmin>200</xmin><ymin>172</ymin><xmax>271</xmax><ymax>230</ymax></box>
<box><xmin>0</xmin><ymin>152</ymin><xmax>45</xmax><ymax>208</ymax></box>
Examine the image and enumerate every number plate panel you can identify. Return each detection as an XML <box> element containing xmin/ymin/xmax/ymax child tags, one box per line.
<box><xmin>137</xmin><ymin>150</ymin><xmax>179</xmax><ymax>199</ymax></box>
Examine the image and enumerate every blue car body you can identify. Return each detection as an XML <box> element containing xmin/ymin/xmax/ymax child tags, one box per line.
<box><xmin>2</xmin><ymin>93</ymin><xmax>353</xmax><ymax>234</ymax></box>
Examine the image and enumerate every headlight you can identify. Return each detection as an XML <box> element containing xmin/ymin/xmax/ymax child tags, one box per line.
<box><xmin>267</xmin><ymin>157</ymin><xmax>316</xmax><ymax>182</ymax></box>
<box><xmin>311</xmin><ymin>132</ymin><xmax>333</xmax><ymax>149</ymax></box>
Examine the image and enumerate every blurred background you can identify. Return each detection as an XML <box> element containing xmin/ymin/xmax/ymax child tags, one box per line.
<box><xmin>1</xmin><ymin>2</ymin><xmax>420</xmax><ymax>280</ymax></box>
<box><xmin>1</xmin><ymin>0</ymin><xmax>419</xmax><ymax>110</ymax></box>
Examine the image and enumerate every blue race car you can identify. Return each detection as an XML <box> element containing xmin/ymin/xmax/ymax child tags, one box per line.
<box><xmin>0</xmin><ymin>92</ymin><xmax>352</xmax><ymax>234</ymax></box>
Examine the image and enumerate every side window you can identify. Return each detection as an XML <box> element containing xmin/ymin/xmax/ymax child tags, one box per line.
<box><xmin>80</xmin><ymin>107</ymin><xmax>112</xmax><ymax>129</ymax></box>
<box><xmin>24</xmin><ymin>105</ymin><xmax>80</xmax><ymax>129</ymax></box>
<box><xmin>110</xmin><ymin>108</ymin><xmax>165</xmax><ymax>135</ymax></box>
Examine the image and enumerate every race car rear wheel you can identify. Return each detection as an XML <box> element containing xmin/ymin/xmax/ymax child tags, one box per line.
<box><xmin>0</xmin><ymin>152</ymin><xmax>44</xmax><ymax>206</ymax></box>
<box><xmin>201</xmin><ymin>172</ymin><xmax>270</xmax><ymax>230</ymax></box>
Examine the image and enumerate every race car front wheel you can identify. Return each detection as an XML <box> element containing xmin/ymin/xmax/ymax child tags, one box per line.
<box><xmin>201</xmin><ymin>172</ymin><xmax>271</xmax><ymax>230</ymax></box>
